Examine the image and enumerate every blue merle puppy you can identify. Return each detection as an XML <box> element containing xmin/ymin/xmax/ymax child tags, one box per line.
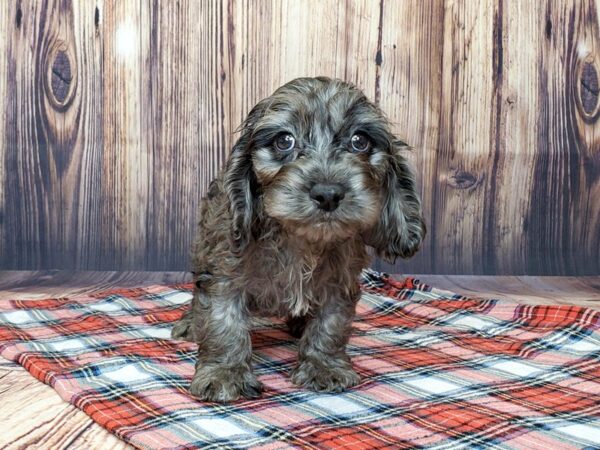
<box><xmin>172</xmin><ymin>77</ymin><xmax>425</xmax><ymax>402</ymax></box>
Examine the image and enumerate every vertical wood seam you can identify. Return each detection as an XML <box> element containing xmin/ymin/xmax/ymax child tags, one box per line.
<box><xmin>484</xmin><ymin>0</ymin><xmax>504</xmax><ymax>274</ymax></box>
<box><xmin>374</xmin><ymin>0</ymin><xmax>384</xmax><ymax>104</ymax></box>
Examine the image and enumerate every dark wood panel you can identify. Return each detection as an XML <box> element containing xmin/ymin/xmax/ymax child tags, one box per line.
<box><xmin>2</xmin><ymin>0</ymin><xmax>104</xmax><ymax>269</ymax></box>
<box><xmin>0</xmin><ymin>1</ymin><xmax>598</xmax><ymax>274</ymax></box>
<box><xmin>378</xmin><ymin>0</ymin><xmax>600</xmax><ymax>275</ymax></box>
<box><xmin>528</xmin><ymin>0</ymin><xmax>600</xmax><ymax>275</ymax></box>
<box><xmin>481</xmin><ymin>0</ymin><xmax>600</xmax><ymax>275</ymax></box>
<box><xmin>0</xmin><ymin>0</ymin><xmax>7</xmax><ymax>264</ymax></box>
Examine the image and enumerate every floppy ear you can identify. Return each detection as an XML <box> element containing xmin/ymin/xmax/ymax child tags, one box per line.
<box><xmin>223</xmin><ymin>102</ymin><xmax>266</xmax><ymax>253</ymax></box>
<box><xmin>364</xmin><ymin>141</ymin><xmax>426</xmax><ymax>263</ymax></box>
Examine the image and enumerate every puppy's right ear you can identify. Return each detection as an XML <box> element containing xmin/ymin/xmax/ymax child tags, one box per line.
<box><xmin>223</xmin><ymin>102</ymin><xmax>265</xmax><ymax>253</ymax></box>
<box><xmin>363</xmin><ymin>141</ymin><xmax>426</xmax><ymax>263</ymax></box>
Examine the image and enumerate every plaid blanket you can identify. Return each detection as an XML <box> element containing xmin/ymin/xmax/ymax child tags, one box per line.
<box><xmin>1</xmin><ymin>270</ymin><xmax>599</xmax><ymax>449</ymax></box>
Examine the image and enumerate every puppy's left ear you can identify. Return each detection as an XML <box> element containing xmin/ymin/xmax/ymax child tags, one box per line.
<box><xmin>223</xmin><ymin>103</ymin><xmax>265</xmax><ymax>253</ymax></box>
<box><xmin>364</xmin><ymin>140</ymin><xmax>426</xmax><ymax>263</ymax></box>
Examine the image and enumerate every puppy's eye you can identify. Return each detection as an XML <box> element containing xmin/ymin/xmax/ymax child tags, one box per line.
<box><xmin>273</xmin><ymin>133</ymin><xmax>296</xmax><ymax>153</ymax></box>
<box><xmin>350</xmin><ymin>133</ymin><xmax>370</xmax><ymax>152</ymax></box>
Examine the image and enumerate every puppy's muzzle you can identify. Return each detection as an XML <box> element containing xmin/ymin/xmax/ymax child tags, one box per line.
<box><xmin>309</xmin><ymin>183</ymin><xmax>346</xmax><ymax>212</ymax></box>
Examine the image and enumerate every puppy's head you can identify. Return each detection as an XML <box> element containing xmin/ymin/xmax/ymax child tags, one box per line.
<box><xmin>225</xmin><ymin>77</ymin><xmax>425</xmax><ymax>261</ymax></box>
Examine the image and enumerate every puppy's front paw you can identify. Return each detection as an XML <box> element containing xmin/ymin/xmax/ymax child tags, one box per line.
<box><xmin>190</xmin><ymin>365</ymin><xmax>263</xmax><ymax>402</ymax></box>
<box><xmin>291</xmin><ymin>358</ymin><xmax>360</xmax><ymax>393</ymax></box>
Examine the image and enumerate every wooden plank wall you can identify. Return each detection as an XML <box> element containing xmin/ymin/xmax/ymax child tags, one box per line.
<box><xmin>0</xmin><ymin>0</ymin><xmax>599</xmax><ymax>274</ymax></box>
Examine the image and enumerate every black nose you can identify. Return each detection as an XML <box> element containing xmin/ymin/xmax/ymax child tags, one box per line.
<box><xmin>309</xmin><ymin>183</ymin><xmax>345</xmax><ymax>212</ymax></box>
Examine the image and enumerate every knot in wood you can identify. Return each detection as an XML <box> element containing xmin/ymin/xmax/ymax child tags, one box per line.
<box><xmin>449</xmin><ymin>170</ymin><xmax>479</xmax><ymax>190</ymax></box>
<box><xmin>580</xmin><ymin>62</ymin><xmax>599</xmax><ymax>118</ymax></box>
<box><xmin>51</xmin><ymin>50</ymin><xmax>72</xmax><ymax>104</ymax></box>
<box><xmin>15</xmin><ymin>7</ymin><xmax>22</xmax><ymax>28</ymax></box>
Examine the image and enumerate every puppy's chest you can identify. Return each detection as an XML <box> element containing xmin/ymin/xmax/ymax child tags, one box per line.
<box><xmin>242</xmin><ymin>242</ymin><xmax>326</xmax><ymax>317</ymax></box>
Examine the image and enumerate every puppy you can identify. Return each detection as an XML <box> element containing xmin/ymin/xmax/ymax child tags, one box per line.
<box><xmin>172</xmin><ymin>77</ymin><xmax>425</xmax><ymax>402</ymax></box>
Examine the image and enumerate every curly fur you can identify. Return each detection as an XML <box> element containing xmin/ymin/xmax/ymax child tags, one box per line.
<box><xmin>172</xmin><ymin>77</ymin><xmax>425</xmax><ymax>402</ymax></box>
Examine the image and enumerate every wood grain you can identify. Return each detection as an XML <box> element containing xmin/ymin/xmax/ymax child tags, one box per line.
<box><xmin>377</xmin><ymin>0</ymin><xmax>600</xmax><ymax>275</ymax></box>
<box><xmin>0</xmin><ymin>0</ymin><xmax>7</xmax><ymax>264</ymax></box>
<box><xmin>0</xmin><ymin>270</ymin><xmax>598</xmax><ymax>449</ymax></box>
<box><xmin>375</xmin><ymin>0</ymin><xmax>444</xmax><ymax>275</ymax></box>
<box><xmin>0</xmin><ymin>360</ymin><xmax>132</xmax><ymax>450</ymax></box>
<box><xmin>494</xmin><ymin>0</ymin><xmax>600</xmax><ymax>275</ymax></box>
<box><xmin>0</xmin><ymin>1</ymin><xmax>599</xmax><ymax>274</ymax></box>
<box><xmin>216</xmin><ymin>0</ymin><xmax>380</xmax><ymax>162</ymax></box>
<box><xmin>2</xmin><ymin>0</ymin><xmax>104</xmax><ymax>270</ymax></box>
<box><xmin>99</xmin><ymin>0</ymin><xmax>150</xmax><ymax>270</ymax></box>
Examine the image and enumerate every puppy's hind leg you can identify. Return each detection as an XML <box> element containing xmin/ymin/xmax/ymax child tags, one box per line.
<box><xmin>172</xmin><ymin>272</ymin><xmax>213</xmax><ymax>341</ymax></box>
<box><xmin>171</xmin><ymin>306</ymin><xmax>196</xmax><ymax>342</ymax></box>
